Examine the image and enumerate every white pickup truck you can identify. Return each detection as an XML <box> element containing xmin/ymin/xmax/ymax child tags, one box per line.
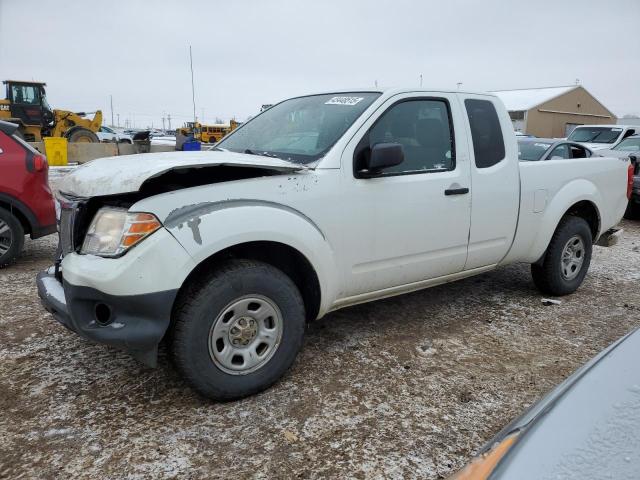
<box><xmin>37</xmin><ymin>88</ymin><xmax>633</xmax><ymax>400</ymax></box>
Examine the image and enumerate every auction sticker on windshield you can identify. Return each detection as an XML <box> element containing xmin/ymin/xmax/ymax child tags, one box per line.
<box><xmin>325</xmin><ymin>96</ymin><xmax>364</xmax><ymax>106</ymax></box>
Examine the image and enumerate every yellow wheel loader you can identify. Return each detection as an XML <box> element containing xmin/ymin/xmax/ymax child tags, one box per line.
<box><xmin>0</xmin><ymin>80</ymin><xmax>102</xmax><ymax>143</ymax></box>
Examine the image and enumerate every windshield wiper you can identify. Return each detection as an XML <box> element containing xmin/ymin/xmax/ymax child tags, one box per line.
<box><xmin>244</xmin><ymin>148</ymin><xmax>279</xmax><ymax>159</ymax></box>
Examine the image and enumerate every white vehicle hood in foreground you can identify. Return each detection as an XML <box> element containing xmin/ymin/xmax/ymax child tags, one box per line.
<box><xmin>59</xmin><ymin>151</ymin><xmax>307</xmax><ymax>197</ymax></box>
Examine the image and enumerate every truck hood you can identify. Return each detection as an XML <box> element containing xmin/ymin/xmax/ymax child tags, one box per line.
<box><xmin>59</xmin><ymin>151</ymin><xmax>307</xmax><ymax>197</ymax></box>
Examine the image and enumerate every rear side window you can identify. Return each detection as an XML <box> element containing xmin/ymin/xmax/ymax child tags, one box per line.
<box><xmin>465</xmin><ymin>99</ymin><xmax>505</xmax><ymax>168</ymax></box>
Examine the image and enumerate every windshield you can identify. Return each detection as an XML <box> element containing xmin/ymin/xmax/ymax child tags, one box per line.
<box><xmin>216</xmin><ymin>92</ymin><xmax>381</xmax><ymax>163</ymax></box>
<box><xmin>568</xmin><ymin>127</ymin><xmax>623</xmax><ymax>144</ymax></box>
<box><xmin>613</xmin><ymin>137</ymin><xmax>640</xmax><ymax>152</ymax></box>
<box><xmin>518</xmin><ymin>141</ymin><xmax>553</xmax><ymax>161</ymax></box>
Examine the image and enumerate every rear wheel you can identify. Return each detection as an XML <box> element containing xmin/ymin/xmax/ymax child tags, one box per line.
<box><xmin>170</xmin><ymin>259</ymin><xmax>306</xmax><ymax>401</ymax></box>
<box><xmin>66</xmin><ymin>128</ymin><xmax>99</xmax><ymax>143</ymax></box>
<box><xmin>0</xmin><ymin>207</ymin><xmax>25</xmax><ymax>268</ymax></box>
<box><xmin>531</xmin><ymin>216</ymin><xmax>592</xmax><ymax>296</ymax></box>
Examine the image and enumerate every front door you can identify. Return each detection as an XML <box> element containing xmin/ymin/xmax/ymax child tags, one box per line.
<box><xmin>339</xmin><ymin>93</ymin><xmax>472</xmax><ymax>297</ymax></box>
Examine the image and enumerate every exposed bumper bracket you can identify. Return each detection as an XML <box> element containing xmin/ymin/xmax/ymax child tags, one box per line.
<box><xmin>596</xmin><ymin>227</ymin><xmax>624</xmax><ymax>247</ymax></box>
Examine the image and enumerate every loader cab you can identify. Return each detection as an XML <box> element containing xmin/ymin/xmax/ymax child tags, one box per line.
<box><xmin>3</xmin><ymin>80</ymin><xmax>54</xmax><ymax>127</ymax></box>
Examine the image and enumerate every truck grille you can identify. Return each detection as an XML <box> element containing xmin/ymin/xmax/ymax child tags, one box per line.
<box><xmin>57</xmin><ymin>194</ymin><xmax>89</xmax><ymax>257</ymax></box>
<box><xmin>59</xmin><ymin>207</ymin><xmax>76</xmax><ymax>255</ymax></box>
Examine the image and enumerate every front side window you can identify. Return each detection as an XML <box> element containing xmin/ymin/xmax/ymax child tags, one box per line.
<box><xmin>548</xmin><ymin>144</ymin><xmax>570</xmax><ymax>159</ymax></box>
<box><xmin>567</xmin><ymin>126</ymin><xmax>623</xmax><ymax>144</ymax></box>
<box><xmin>465</xmin><ymin>99</ymin><xmax>505</xmax><ymax>168</ymax></box>
<box><xmin>217</xmin><ymin>92</ymin><xmax>380</xmax><ymax>164</ymax></box>
<box><xmin>569</xmin><ymin>145</ymin><xmax>590</xmax><ymax>158</ymax></box>
<box><xmin>11</xmin><ymin>85</ymin><xmax>40</xmax><ymax>105</ymax></box>
<box><xmin>613</xmin><ymin>137</ymin><xmax>640</xmax><ymax>152</ymax></box>
<box><xmin>354</xmin><ymin>99</ymin><xmax>455</xmax><ymax>175</ymax></box>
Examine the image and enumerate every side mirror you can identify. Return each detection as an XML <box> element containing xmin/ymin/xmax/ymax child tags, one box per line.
<box><xmin>360</xmin><ymin>143</ymin><xmax>404</xmax><ymax>176</ymax></box>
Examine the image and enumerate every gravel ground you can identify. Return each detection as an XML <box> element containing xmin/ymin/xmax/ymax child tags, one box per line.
<box><xmin>1</xmin><ymin>169</ymin><xmax>639</xmax><ymax>479</ymax></box>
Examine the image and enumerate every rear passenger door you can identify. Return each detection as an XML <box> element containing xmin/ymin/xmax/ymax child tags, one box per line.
<box><xmin>340</xmin><ymin>93</ymin><xmax>472</xmax><ymax>296</ymax></box>
<box><xmin>462</xmin><ymin>96</ymin><xmax>520</xmax><ymax>270</ymax></box>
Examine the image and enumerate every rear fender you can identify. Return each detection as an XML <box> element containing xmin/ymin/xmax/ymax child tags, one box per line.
<box><xmin>524</xmin><ymin>179</ymin><xmax>602</xmax><ymax>263</ymax></box>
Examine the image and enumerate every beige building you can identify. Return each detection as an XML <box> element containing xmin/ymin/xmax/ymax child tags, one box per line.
<box><xmin>492</xmin><ymin>85</ymin><xmax>617</xmax><ymax>138</ymax></box>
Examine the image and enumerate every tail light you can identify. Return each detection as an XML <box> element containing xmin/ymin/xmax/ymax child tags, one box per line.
<box><xmin>26</xmin><ymin>153</ymin><xmax>48</xmax><ymax>172</ymax></box>
<box><xmin>34</xmin><ymin>153</ymin><xmax>48</xmax><ymax>172</ymax></box>
<box><xmin>628</xmin><ymin>163</ymin><xmax>635</xmax><ymax>200</ymax></box>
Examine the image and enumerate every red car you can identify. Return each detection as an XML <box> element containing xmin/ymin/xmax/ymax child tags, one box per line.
<box><xmin>0</xmin><ymin>120</ymin><xmax>56</xmax><ymax>267</ymax></box>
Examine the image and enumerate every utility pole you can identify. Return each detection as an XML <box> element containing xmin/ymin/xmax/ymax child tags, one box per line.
<box><xmin>162</xmin><ymin>116</ymin><xmax>166</xmax><ymax>132</ymax></box>
<box><xmin>189</xmin><ymin>45</ymin><xmax>197</xmax><ymax>124</ymax></box>
<box><xmin>110</xmin><ymin>95</ymin><xmax>114</xmax><ymax>126</ymax></box>
<box><xmin>419</xmin><ymin>74</ymin><xmax>423</xmax><ymax>87</ymax></box>
<box><xmin>167</xmin><ymin>114</ymin><xmax>172</xmax><ymax>131</ymax></box>
<box><xmin>117</xmin><ymin>113</ymin><xmax>120</xmax><ymax>128</ymax></box>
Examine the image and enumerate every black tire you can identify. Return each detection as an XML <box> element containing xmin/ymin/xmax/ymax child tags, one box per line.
<box><xmin>66</xmin><ymin>128</ymin><xmax>99</xmax><ymax>143</ymax></box>
<box><xmin>624</xmin><ymin>200</ymin><xmax>640</xmax><ymax>220</ymax></box>
<box><xmin>531</xmin><ymin>216</ymin><xmax>592</xmax><ymax>296</ymax></box>
<box><xmin>0</xmin><ymin>207</ymin><xmax>25</xmax><ymax>268</ymax></box>
<box><xmin>170</xmin><ymin>259</ymin><xmax>306</xmax><ymax>401</ymax></box>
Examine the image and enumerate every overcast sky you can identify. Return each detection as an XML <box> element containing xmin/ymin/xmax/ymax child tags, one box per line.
<box><xmin>1</xmin><ymin>0</ymin><xmax>639</xmax><ymax>128</ymax></box>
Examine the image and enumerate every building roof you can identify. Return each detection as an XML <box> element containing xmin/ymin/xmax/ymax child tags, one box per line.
<box><xmin>491</xmin><ymin>85</ymin><xmax>578</xmax><ymax>112</ymax></box>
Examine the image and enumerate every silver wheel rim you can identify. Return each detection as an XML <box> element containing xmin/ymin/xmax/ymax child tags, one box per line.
<box><xmin>0</xmin><ymin>219</ymin><xmax>12</xmax><ymax>256</ymax></box>
<box><xmin>208</xmin><ymin>295</ymin><xmax>283</xmax><ymax>375</ymax></box>
<box><xmin>560</xmin><ymin>235</ymin><xmax>585</xmax><ymax>280</ymax></box>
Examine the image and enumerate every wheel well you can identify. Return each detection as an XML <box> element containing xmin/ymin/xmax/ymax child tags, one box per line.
<box><xmin>0</xmin><ymin>199</ymin><xmax>31</xmax><ymax>234</ymax></box>
<box><xmin>564</xmin><ymin>200</ymin><xmax>600</xmax><ymax>239</ymax></box>
<box><xmin>179</xmin><ymin>241</ymin><xmax>322</xmax><ymax>322</ymax></box>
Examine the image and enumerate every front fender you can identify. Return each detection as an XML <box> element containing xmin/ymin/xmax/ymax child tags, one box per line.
<box><xmin>162</xmin><ymin>200</ymin><xmax>338</xmax><ymax>317</ymax></box>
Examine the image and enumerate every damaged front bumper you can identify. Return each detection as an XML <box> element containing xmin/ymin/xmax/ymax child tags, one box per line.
<box><xmin>37</xmin><ymin>267</ymin><xmax>177</xmax><ymax>367</ymax></box>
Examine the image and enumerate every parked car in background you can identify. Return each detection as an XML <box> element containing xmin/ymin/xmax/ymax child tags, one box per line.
<box><xmin>514</xmin><ymin>131</ymin><xmax>536</xmax><ymax>138</ymax></box>
<box><xmin>0</xmin><ymin>120</ymin><xmax>56</xmax><ymax>267</ymax></box>
<box><xmin>450</xmin><ymin>327</ymin><xmax>640</xmax><ymax>480</ymax></box>
<box><xmin>37</xmin><ymin>88</ymin><xmax>632</xmax><ymax>400</ymax></box>
<box><xmin>149</xmin><ymin>132</ymin><xmax>177</xmax><ymax>147</ymax></box>
<box><xmin>566</xmin><ymin>124</ymin><xmax>637</xmax><ymax>151</ymax></box>
<box><xmin>97</xmin><ymin>125</ymin><xmax>132</xmax><ymax>144</ymax></box>
<box><xmin>518</xmin><ymin>138</ymin><xmax>592</xmax><ymax>161</ymax></box>
<box><xmin>594</xmin><ymin>134</ymin><xmax>640</xmax><ymax>219</ymax></box>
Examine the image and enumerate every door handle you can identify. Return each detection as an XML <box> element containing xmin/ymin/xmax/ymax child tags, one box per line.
<box><xmin>444</xmin><ymin>187</ymin><xmax>469</xmax><ymax>196</ymax></box>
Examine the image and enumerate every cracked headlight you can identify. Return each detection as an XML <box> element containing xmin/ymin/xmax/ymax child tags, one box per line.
<box><xmin>81</xmin><ymin>207</ymin><xmax>161</xmax><ymax>257</ymax></box>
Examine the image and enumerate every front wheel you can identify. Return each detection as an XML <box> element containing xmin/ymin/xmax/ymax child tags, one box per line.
<box><xmin>531</xmin><ymin>216</ymin><xmax>592</xmax><ymax>296</ymax></box>
<box><xmin>66</xmin><ymin>128</ymin><xmax>99</xmax><ymax>143</ymax></box>
<box><xmin>170</xmin><ymin>259</ymin><xmax>306</xmax><ymax>401</ymax></box>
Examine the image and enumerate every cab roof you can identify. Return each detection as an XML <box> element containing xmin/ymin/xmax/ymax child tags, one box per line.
<box><xmin>3</xmin><ymin>80</ymin><xmax>47</xmax><ymax>86</ymax></box>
